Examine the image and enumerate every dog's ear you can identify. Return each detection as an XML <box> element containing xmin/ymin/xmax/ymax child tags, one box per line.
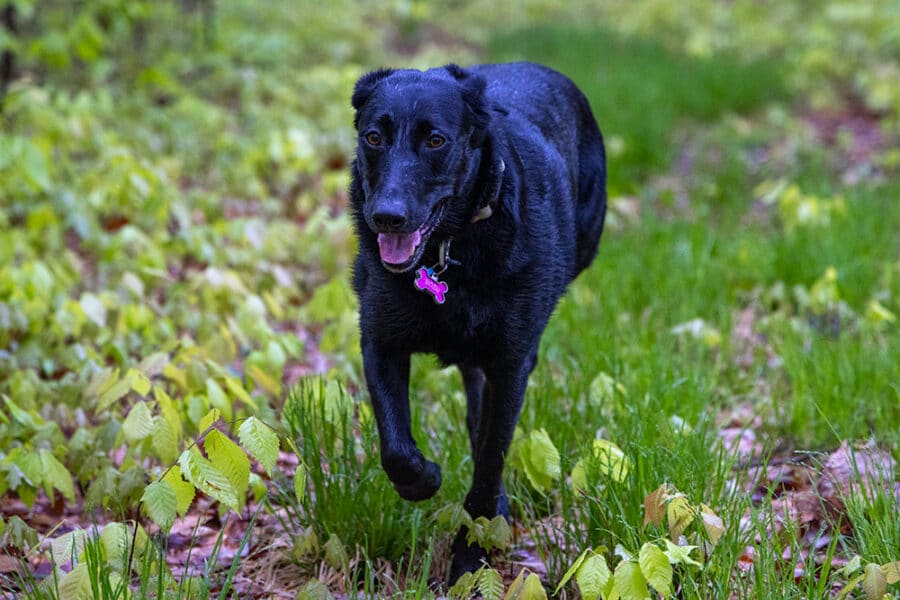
<box><xmin>444</xmin><ymin>64</ymin><xmax>490</xmax><ymax>146</ymax></box>
<box><xmin>352</xmin><ymin>68</ymin><xmax>395</xmax><ymax>124</ymax></box>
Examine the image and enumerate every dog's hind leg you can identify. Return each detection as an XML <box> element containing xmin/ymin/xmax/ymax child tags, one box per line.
<box><xmin>363</xmin><ymin>342</ymin><xmax>442</xmax><ymax>501</ymax></box>
<box><xmin>450</xmin><ymin>352</ymin><xmax>534</xmax><ymax>581</ymax></box>
<box><xmin>461</xmin><ymin>365</ymin><xmax>510</xmax><ymax>520</ymax></box>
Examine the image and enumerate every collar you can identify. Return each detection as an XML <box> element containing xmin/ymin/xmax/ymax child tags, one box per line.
<box><xmin>472</xmin><ymin>157</ymin><xmax>505</xmax><ymax>224</ymax></box>
<box><xmin>427</xmin><ymin>156</ymin><xmax>506</xmax><ymax>275</ymax></box>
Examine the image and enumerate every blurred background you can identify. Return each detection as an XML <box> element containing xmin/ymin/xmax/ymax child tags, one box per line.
<box><xmin>2</xmin><ymin>1</ymin><xmax>900</xmax><ymax>597</ymax></box>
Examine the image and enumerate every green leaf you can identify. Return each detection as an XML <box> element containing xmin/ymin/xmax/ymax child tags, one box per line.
<box><xmin>296</xmin><ymin>579</ymin><xmax>334</xmax><ymax>600</ymax></box>
<box><xmin>576</xmin><ymin>552</ymin><xmax>611</xmax><ymax>600</ymax></box>
<box><xmin>520</xmin><ymin>573</ymin><xmax>547</xmax><ymax>600</ymax></box>
<box><xmin>198</xmin><ymin>407</ymin><xmax>221</xmax><ymax>433</ymax></box>
<box><xmin>666</xmin><ymin>495</ymin><xmax>695</xmax><ymax>540</ymax></box>
<box><xmin>206</xmin><ymin>378</ymin><xmax>232</xmax><ymax>423</ymax></box>
<box><xmin>504</xmin><ymin>569</ymin><xmax>527</xmax><ymax>600</ymax></box>
<box><xmin>323</xmin><ymin>533</ymin><xmax>348</xmax><ymax>570</ymax></box>
<box><xmin>99</xmin><ymin>522</ymin><xmax>130</xmax><ymax>572</ymax></box>
<box><xmin>151</xmin><ymin>416</ymin><xmax>179</xmax><ymax>463</ymax></box>
<box><xmin>178</xmin><ymin>447</ymin><xmax>239</xmax><ymax>510</ymax></box>
<box><xmin>80</xmin><ymin>293</ymin><xmax>107</xmax><ymax>327</ymax></box>
<box><xmin>591</xmin><ymin>439</ymin><xmax>631</xmax><ymax>482</ymax></box>
<box><xmin>58</xmin><ymin>563</ymin><xmax>92</xmax><ymax>600</ymax></box>
<box><xmin>142</xmin><ymin>480</ymin><xmax>177</xmax><ymax>531</ymax></box>
<box><xmin>881</xmin><ymin>561</ymin><xmax>900</xmax><ymax>584</ymax></box>
<box><xmin>122</xmin><ymin>401</ymin><xmax>154</xmax><ymax>442</ymax></box>
<box><xmin>294</xmin><ymin>464</ymin><xmax>307</xmax><ymax>503</ymax></box>
<box><xmin>588</xmin><ymin>371</ymin><xmax>626</xmax><ymax>406</ymax></box>
<box><xmin>155</xmin><ymin>387</ymin><xmax>182</xmax><ymax>442</ymax></box>
<box><xmin>556</xmin><ymin>548</ymin><xmax>591</xmax><ymax>594</ymax></box>
<box><xmin>238</xmin><ymin>416</ymin><xmax>279</xmax><ymax>475</ymax></box>
<box><xmin>450</xmin><ymin>571</ymin><xmax>477</xmax><ymax>600</ymax></box>
<box><xmin>50</xmin><ymin>529</ymin><xmax>86</xmax><ymax>565</ymax></box>
<box><xmin>435</xmin><ymin>503</ymin><xmax>473</xmax><ymax>532</ymax></box>
<box><xmin>205</xmin><ymin>430</ymin><xmax>250</xmax><ymax>509</ymax></box>
<box><xmin>483</xmin><ymin>515</ymin><xmax>512</xmax><ymax>551</ymax></box>
<box><xmin>224</xmin><ymin>375</ymin><xmax>258</xmax><ymax>410</ymax></box>
<box><xmin>127</xmin><ymin>368</ymin><xmax>153</xmax><ymax>396</ymax></box>
<box><xmin>97</xmin><ymin>375</ymin><xmax>132</xmax><ymax>411</ymax></box>
<box><xmin>613</xmin><ymin>560</ymin><xmax>649</xmax><ymax>600</ymax></box>
<box><xmin>477</xmin><ymin>567</ymin><xmax>504</xmax><ymax>600</ymax></box>
<box><xmin>638</xmin><ymin>543</ymin><xmax>672</xmax><ymax>598</ymax></box>
<box><xmin>662</xmin><ymin>540</ymin><xmax>702</xmax><ymax>568</ymax></box>
<box><xmin>509</xmin><ymin>429</ymin><xmax>560</xmax><ymax>493</ymax></box>
<box><xmin>863</xmin><ymin>562</ymin><xmax>887</xmax><ymax>600</ymax></box>
<box><xmin>163</xmin><ymin>466</ymin><xmax>195</xmax><ymax>515</ymax></box>
<box><xmin>39</xmin><ymin>449</ymin><xmax>74</xmax><ymax>502</ymax></box>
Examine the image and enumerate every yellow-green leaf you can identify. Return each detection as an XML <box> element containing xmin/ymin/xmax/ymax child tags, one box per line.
<box><xmin>323</xmin><ymin>533</ymin><xmax>348</xmax><ymax>569</ymax></box>
<box><xmin>638</xmin><ymin>543</ymin><xmax>672</xmax><ymax>598</ymax></box>
<box><xmin>556</xmin><ymin>548</ymin><xmax>591</xmax><ymax>594</ymax></box>
<box><xmin>163</xmin><ymin>466</ymin><xmax>195</xmax><ymax>515</ymax></box>
<box><xmin>863</xmin><ymin>562</ymin><xmax>887</xmax><ymax>600</ymax></box>
<box><xmin>521</xmin><ymin>573</ymin><xmax>548</xmax><ymax>600</ymax></box>
<box><xmin>198</xmin><ymin>408</ymin><xmax>221</xmax><ymax>433</ymax></box>
<box><xmin>50</xmin><ymin>529</ymin><xmax>86</xmax><ymax>565</ymax></box>
<box><xmin>127</xmin><ymin>368</ymin><xmax>152</xmax><ymax>396</ymax></box>
<box><xmin>296</xmin><ymin>579</ymin><xmax>334</xmax><ymax>600</ymax></box>
<box><xmin>151</xmin><ymin>416</ymin><xmax>179</xmax><ymax>463</ymax></box>
<box><xmin>155</xmin><ymin>387</ymin><xmax>182</xmax><ymax>443</ymax></box>
<box><xmin>484</xmin><ymin>515</ymin><xmax>512</xmax><ymax>551</ymax></box>
<box><xmin>881</xmin><ymin>561</ymin><xmax>900</xmax><ymax>584</ymax></box>
<box><xmin>613</xmin><ymin>560</ymin><xmax>650</xmax><ymax>600</ymax></box>
<box><xmin>238</xmin><ymin>416</ymin><xmax>279</xmax><ymax>475</ymax></box>
<box><xmin>663</xmin><ymin>539</ymin><xmax>702</xmax><ymax>568</ymax></box>
<box><xmin>205</xmin><ymin>430</ymin><xmax>250</xmax><ymax>509</ymax></box>
<box><xmin>142</xmin><ymin>480</ymin><xmax>177</xmax><ymax>531</ymax></box>
<box><xmin>576</xmin><ymin>552</ymin><xmax>611</xmax><ymax>600</ymax></box>
<box><xmin>509</xmin><ymin>429</ymin><xmax>560</xmax><ymax>493</ymax></box>
<box><xmin>205</xmin><ymin>378</ymin><xmax>232</xmax><ymax>423</ymax></box>
<box><xmin>477</xmin><ymin>566</ymin><xmax>504</xmax><ymax>600</ymax></box>
<box><xmin>39</xmin><ymin>449</ymin><xmax>74</xmax><ymax>502</ymax></box>
<box><xmin>667</xmin><ymin>495</ymin><xmax>695</xmax><ymax>540</ymax></box>
<box><xmin>123</xmin><ymin>401</ymin><xmax>154</xmax><ymax>442</ymax></box>
<box><xmin>224</xmin><ymin>375</ymin><xmax>258</xmax><ymax>410</ymax></box>
<box><xmin>178</xmin><ymin>447</ymin><xmax>238</xmax><ymax>510</ymax></box>
<box><xmin>58</xmin><ymin>562</ymin><xmax>92</xmax><ymax>600</ymax></box>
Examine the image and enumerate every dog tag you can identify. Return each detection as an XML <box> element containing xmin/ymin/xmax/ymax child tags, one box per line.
<box><xmin>414</xmin><ymin>267</ymin><xmax>448</xmax><ymax>304</ymax></box>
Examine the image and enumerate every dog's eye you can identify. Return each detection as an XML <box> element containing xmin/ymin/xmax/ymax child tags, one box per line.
<box><xmin>364</xmin><ymin>131</ymin><xmax>382</xmax><ymax>146</ymax></box>
<box><xmin>426</xmin><ymin>134</ymin><xmax>446</xmax><ymax>149</ymax></box>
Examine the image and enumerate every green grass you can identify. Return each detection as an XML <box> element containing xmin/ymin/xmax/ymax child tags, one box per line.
<box><xmin>488</xmin><ymin>26</ymin><xmax>789</xmax><ymax>194</ymax></box>
<box><xmin>3</xmin><ymin>2</ymin><xmax>899</xmax><ymax>598</ymax></box>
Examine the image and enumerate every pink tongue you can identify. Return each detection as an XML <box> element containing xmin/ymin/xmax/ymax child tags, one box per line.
<box><xmin>377</xmin><ymin>230</ymin><xmax>422</xmax><ymax>264</ymax></box>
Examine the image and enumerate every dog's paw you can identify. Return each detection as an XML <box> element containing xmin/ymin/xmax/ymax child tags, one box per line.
<box><xmin>449</xmin><ymin>529</ymin><xmax>490</xmax><ymax>584</ymax></box>
<box><xmin>382</xmin><ymin>451</ymin><xmax>442</xmax><ymax>501</ymax></box>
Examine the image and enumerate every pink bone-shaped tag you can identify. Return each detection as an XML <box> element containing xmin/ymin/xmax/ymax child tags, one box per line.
<box><xmin>414</xmin><ymin>268</ymin><xmax>448</xmax><ymax>304</ymax></box>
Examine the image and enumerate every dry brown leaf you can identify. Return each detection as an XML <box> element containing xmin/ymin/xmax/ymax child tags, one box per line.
<box><xmin>818</xmin><ymin>441</ymin><xmax>896</xmax><ymax>510</ymax></box>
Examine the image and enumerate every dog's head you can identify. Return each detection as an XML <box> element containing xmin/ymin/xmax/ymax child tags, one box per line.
<box><xmin>351</xmin><ymin>64</ymin><xmax>491</xmax><ymax>273</ymax></box>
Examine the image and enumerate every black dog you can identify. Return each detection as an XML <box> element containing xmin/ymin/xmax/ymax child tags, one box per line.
<box><xmin>349</xmin><ymin>62</ymin><xmax>606</xmax><ymax>581</ymax></box>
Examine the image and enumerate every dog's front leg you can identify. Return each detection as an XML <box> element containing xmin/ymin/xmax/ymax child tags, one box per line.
<box><xmin>450</xmin><ymin>357</ymin><xmax>532</xmax><ymax>581</ymax></box>
<box><xmin>362</xmin><ymin>341</ymin><xmax>442</xmax><ymax>502</ymax></box>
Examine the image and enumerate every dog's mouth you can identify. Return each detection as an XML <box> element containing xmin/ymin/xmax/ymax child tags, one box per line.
<box><xmin>376</xmin><ymin>200</ymin><xmax>447</xmax><ymax>273</ymax></box>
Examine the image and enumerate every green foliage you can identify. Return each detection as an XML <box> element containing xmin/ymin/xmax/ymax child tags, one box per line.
<box><xmin>508</xmin><ymin>428</ymin><xmax>561</xmax><ymax>494</ymax></box>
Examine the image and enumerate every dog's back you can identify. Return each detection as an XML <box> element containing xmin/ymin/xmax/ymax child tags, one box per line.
<box><xmin>471</xmin><ymin>62</ymin><xmax>607</xmax><ymax>276</ymax></box>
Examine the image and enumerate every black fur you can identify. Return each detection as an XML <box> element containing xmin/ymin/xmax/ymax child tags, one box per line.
<box><xmin>349</xmin><ymin>62</ymin><xmax>606</xmax><ymax>582</ymax></box>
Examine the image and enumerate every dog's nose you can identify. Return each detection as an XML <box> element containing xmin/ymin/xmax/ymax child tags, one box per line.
<box><xmin>372</xmin><ymin>208</ymin><xmax>409</xmax><ymax>232</ymax></box>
